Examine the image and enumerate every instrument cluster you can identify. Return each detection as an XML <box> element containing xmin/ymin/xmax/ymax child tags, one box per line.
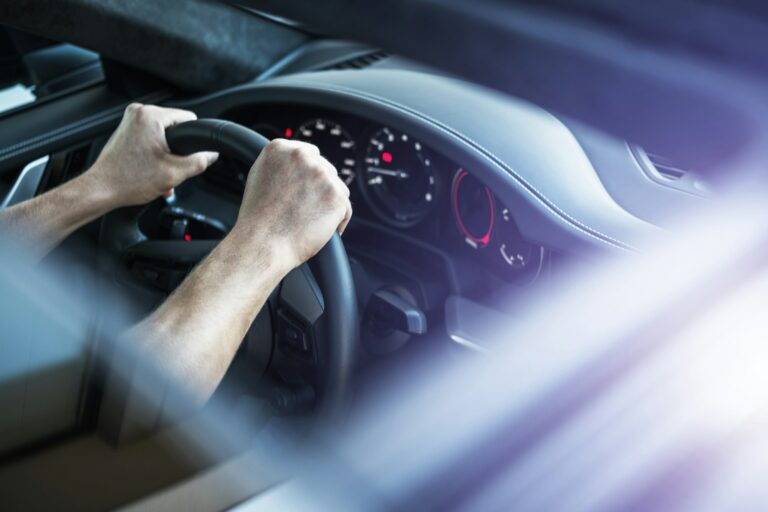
<box><xmin>217</xmin><ymin>105</ymin><xmax>545</xmax><ymax>283</ymax></box>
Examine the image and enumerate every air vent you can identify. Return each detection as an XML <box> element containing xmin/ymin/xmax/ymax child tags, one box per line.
<box><xmin>644</xmin><ymin>151</ymin><xmax>691</xmax><ymax>181</ymax></box>
<box><xmin>631</xmin><ymin>145</ymin><xmax>710</xmax><ymax>196</ymax></box>
<box><xmin>632</xmin><ymin>145</ymin><xmax>694</xmax><ymax>182</ymax></box>
<box><xmin>321</xmin><ymin>51</ymin><xmax>389</xmax><ymax>71</ymax></box>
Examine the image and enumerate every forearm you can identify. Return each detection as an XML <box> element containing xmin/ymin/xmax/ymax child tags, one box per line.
<box><xmin>126</xmin><ymin>225</ymin><xmax>294</xmax><ymax>403</ymax></box>
<box><xmin>0</xmin><ymin>171</ymin><xmax>117</xmax><ymax>261</ymax></box>
<box><xmin>0</xmin><ymin>104</ymin><xmax>217</xmax><ymax>263</ymax></box>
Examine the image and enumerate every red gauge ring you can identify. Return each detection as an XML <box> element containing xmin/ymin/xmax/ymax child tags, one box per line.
<box><xmin>452</xmin><ymin>169</ymin><xmax>495</xmax><ymax>249</ymax></box>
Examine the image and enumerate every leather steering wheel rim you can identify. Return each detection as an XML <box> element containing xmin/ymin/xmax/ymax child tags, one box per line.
<box><xmin>102</xmin><ymin>119</ymin><xmax>358</xmax><ymax>423</ymax></box>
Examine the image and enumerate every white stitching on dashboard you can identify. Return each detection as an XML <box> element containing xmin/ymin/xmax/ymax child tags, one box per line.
<box><xmin>0</xmin><ymin>115</ymin><xmax>113</xmax><ymax>162</ymax></box>
<box><xmin>0</xmin><ymin>111</ymin><xmax>115</xmax><ymax>157</ymax></box>
<box><xmin>271</xmin><ymin>81</ymin><xmax>636</xmax><ymax>252</ymax></box>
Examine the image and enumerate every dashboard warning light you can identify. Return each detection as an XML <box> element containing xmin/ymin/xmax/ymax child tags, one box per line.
<box><xmin>284</xmin><ymin>128</ymin><xmax>293</xmax><ymax>138</ymax></box>
<box><xmin>382</xmin><ymin>151</ymin><xmax>393</xmax><ymax>163</ymax></box>
<box><xmin>183</xmin><ymin>234</ymin><xmax>192</xmax><ymax>242</ymax></box>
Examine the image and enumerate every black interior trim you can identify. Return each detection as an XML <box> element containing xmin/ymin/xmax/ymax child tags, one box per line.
<box><xmin>0</xmin><ymin>84</ymin><xmax>171</xmax><ymax>174</ymax></box>
<box><xmin>0</xmin><ymin>0</ymin><xmax>308</xmax><ymax>92</ymax></box>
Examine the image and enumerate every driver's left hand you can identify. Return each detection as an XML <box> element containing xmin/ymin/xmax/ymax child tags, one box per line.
<box><xmin>87</xmin><ymin>103</ymin><xmax>219</xmax><ymax>207</ymax></box>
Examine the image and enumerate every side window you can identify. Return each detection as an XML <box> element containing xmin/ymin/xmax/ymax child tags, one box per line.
<box><xmin>0</xmin><ymin>25</ymin><xmax>103</xmax><ymax>115</ymax></box>
<box><xmin>0</xmin><ymin>82</ymin><xmax>34</xmax><ymax>116</ymax></box>
<box><xmin>0</xmin><ymin>26</ymin><xmax>104</xmax><ymax>204</ymax></box>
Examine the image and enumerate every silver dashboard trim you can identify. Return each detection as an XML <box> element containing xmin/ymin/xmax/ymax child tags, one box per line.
<box><xmin>1</xmin><ymin>156</ymin><xmax>49</xmax><ymax>208</ymax></box>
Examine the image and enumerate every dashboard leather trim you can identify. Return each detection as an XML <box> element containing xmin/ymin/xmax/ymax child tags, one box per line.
<box><xmin>174</xmin><ymin>70</ymin><xmax>661</xmax><ymax>254</ymax></box>
<box><xmin>268</xmin><ymin>81</ymin><xmax>641</xmax><ymax>252</ymax></box>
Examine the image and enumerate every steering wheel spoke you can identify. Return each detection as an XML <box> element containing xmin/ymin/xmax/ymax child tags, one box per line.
<box><xmin>279</xmin><ymin>264</ymin><xmax>325</xmax><ymax>325</ymax></box>
<box><xmin>275</xmin><ymin>264</ymin><xmax>324</xmax><ymax>360</ymax></box>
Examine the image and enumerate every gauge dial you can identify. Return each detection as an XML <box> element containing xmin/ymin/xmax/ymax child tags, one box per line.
<box><xmin>497</xmin><ymin>206</ymin><xmax>538</xmax><ymax>268</ymax></box>
<box><xmin>452</xmin><ymin>169</ymin><xmax>495</xmax><ymax>249</ymax></box>
<box><xmin>296</xmin><ymin>118</ymin><xmax>357</xmax><ymax>185</ymax></box>
<box><xmin>494</xmin><ymin>204</ymin><xmax>545</xmax><ymax>283</ymax></box>
<box><xmin>361</xmin><ymin>127</ymin><xmax>436</xmax><ymax>227</ymax></box>
<box><xmin>451</xmin><ymin>168</ymin><xmax>545</xmax><ymax>282</ymax></box>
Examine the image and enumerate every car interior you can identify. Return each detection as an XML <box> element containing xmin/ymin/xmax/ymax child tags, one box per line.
<box><xmin>0</xmin><ymin>1</ymin><xmax>763</xmax><ymax>510</ymax></box>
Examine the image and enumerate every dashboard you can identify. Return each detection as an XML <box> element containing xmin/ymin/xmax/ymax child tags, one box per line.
<box><xmin>143</xmin><ymin>67</ymin><xmax>682</xmax><ymax>353</ymax></box>
<box><xmin>211</xmin><ymin>104</ymin><xmax>546</xmax><ymax>287</ymax></box>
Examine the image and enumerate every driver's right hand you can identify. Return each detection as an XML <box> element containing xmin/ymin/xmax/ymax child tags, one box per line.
<box><xmin>233</xmin><ymin>139</ymin><xmax>353</xmax><ymax>270</ymax></box>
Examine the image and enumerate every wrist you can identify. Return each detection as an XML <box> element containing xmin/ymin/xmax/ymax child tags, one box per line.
<box><xmin>226</xmin><ymin>221</ymin><xmax>299</xmax><ymax>278</ymax></box>
<box><xmin>75</xmin><ymin>164</ymin><xmax>123</xmax><ymax>211</ymax></box>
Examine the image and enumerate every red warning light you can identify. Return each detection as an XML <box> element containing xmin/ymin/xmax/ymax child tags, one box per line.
<box><xmin>183</xmin><ymin>234</ymin><xmax>192</xmax><ymax>242</ymax></box>
<box><xmin>382</xmin><ymin>151</ymin><xmax>393</xmax><ymax>163</ymax></box>
<box><xmin>284</xmin><ymin>128</ymin><xmax>293</xmax><ymax>138</ymax></box>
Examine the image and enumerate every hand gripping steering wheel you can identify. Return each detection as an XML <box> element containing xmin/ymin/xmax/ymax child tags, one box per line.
<box><xmin>99</xmin><ymin>119</ymin><xmax>358</xmax><ymax>435</ymax></box>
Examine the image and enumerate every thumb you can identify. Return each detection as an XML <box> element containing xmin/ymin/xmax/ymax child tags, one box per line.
<box><xmin>174</xmin><ymin>151</ymin><xmax>219</xmax><ymax>179</ymax></box>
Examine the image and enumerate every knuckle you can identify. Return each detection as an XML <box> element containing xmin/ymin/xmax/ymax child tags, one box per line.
<box><xmin>150</xmin><ymin>138</ymin><xmax>167</xmax><ymax>158</ymax></box>
<box><xmin>265</xmin><ymin>139</ymin><xmax>286</xmax><ymax>153</ymax></box>
<box><xmin>322</xmin><ymin>180</ymin><xmax>342</xmax><ymax>203</ymax></box>
<box><xmin>126</xmin><ymin>102</ymin><xmax>143</xmax><ymax>114</ymax></box>
<box><xmin>320</xmin><ymin>186</ymin><xmax>336</xmax><ymax>204</ymax></box>
<box><xmin>310</xmin><ymin>163</ymin><xmax>326</xmax><ymax>177</ymax></box>
<box><xmin>298</xmin><ymin>149</ymin><xmax>320</xmax><ymax>168</ymax></box>
<box><xmin>134</xmin><ymin>105</ymin><xmax>148</xmax><ymax>119</ymax></box>
<box><xmin>296</xmin><ymin>144</ymin><xmax>315</xmax><ymax>159</ymax></box>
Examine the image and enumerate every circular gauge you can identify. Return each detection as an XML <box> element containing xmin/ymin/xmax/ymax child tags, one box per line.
<box><xmin>452</xmin><ymin>169</ymin><xmax>495</xmax><ymax>249</ymax></box>
<box><xmin>251</xmin><ymin>123</ymin><xmax>282</xmax><ymax>140</ymax></box>
<box><xmin>496</xmin><ymin>205</ymin><xmax>545</xmax><ymax>282</ymax></box>
<box><xmin>361</xmin><ymin>127</ymin><xmax>437</xmax><ymax>227</ymax></box>
<box><xmin>296</xmin><ymin>118</ymin><xmax>357</xmax><ymax>185</ymax></box>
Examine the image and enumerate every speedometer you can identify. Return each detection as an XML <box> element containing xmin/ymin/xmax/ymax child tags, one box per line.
<box><xmin>296</xmin><ymin>118</ymin><xmax>357</xmax><ymax>185</ymax></box>
<box><xmin>361</xmin><ymin>127</ymin><xmax>437</xmax><ymax>227</ymax></box>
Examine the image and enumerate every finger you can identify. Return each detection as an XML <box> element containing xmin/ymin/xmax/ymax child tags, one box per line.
<box><xmin>333</xmin><ymin>173</ymin><xmax>351</xmax><ymax>197</ymax></box>
<box><xmin>317</xmin><ymin>154</ymin><xmax>348</xmax><ymax>195</ymax></box>
<box><xmin>144</xmin><ymin>105</ymin><xmax>198</xmax><ymax>128</ymax></box>
<box><xmin>290</xmin><ymin>139</ymin><xmax>321</xmax><ymax>155</ymax></box>
<box><xmin>169</xmin><ymin>151</ymin><xmax>219</xmax><ymax>181</ymax></box>
<box><xmin>271</xmin><ymin>138</ymin><xmax>319</xmax><ymax>153</ymax></box>
<box><xmin>317</xmin><ymin>153</ymin><xmax>351</xmax><ymax>203</ymax></box>
<box><xmin>338</xmin><ymin>201</ymin><xmax>353</xmax><ymax>235</ymax></box>
<box><xmin>318</xmin><ymin>155</ymin><xmax>341</xmax><ymax>181</ymax></box>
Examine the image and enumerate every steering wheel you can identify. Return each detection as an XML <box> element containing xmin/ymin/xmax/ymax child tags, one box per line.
<box><xmin>98</xmin><ymin>119</ymin><xmax>358</xmax><ymax>434</ymax></box>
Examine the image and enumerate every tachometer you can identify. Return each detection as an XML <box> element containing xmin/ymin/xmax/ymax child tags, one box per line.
<box><xmin>296</xmin><ymin>118</ymin><xmax>357</xmax><ymax>185</ymax></box>
<box><xmin>361</xmin><ymin>127</ymin><xmax>437</xmax><ymax>227</ymax></box>
<box><xmin>452</xmin><ymin>168</ymin><xmax>545</xmax><ymax>282</ymax></box>
<box><xmin>452</xmin><ymin>169</ymin><xmax>495</xmax><ymax>249</ymax></box>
